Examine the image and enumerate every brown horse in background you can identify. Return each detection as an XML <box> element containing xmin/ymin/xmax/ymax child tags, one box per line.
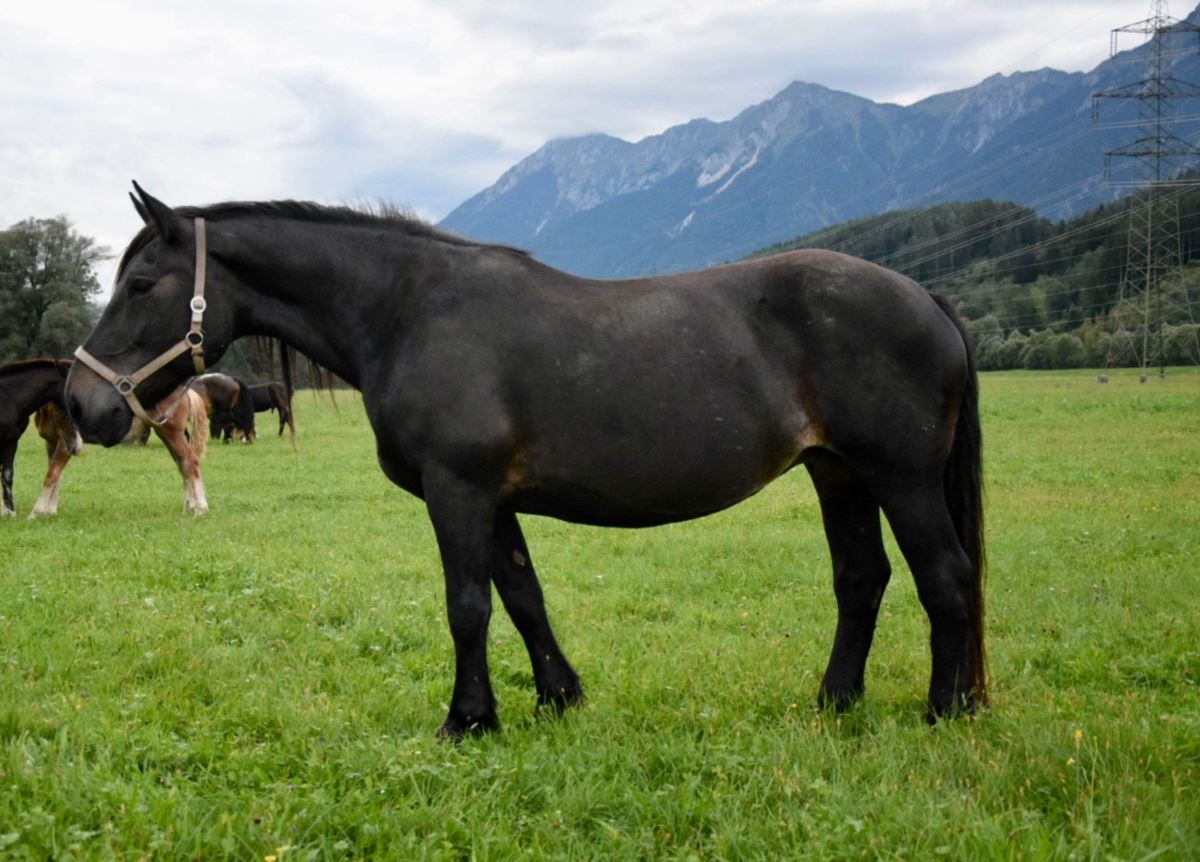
<box><xmin>129</xmin><ymin>383</ymin><xmax>211</xmax><ymax>515</ymax></box>
<box><xmin>4</xmin><ymin>362</ymin><xmax>211</xmax><ymax>517</ymax></box>
<box><xmin>192</xmin><ymin>372</ymin><xmax>256</xmax><ymax>443</ymax></box>
<box><xmin>1</xmin><ymin>359</ymin><xmax>75</xmax><ymax>518</ymax></box>
<box><xmin>247</xmin><ymin>381</ymin><xmax>295</xmax><ymax>437</ymax></box>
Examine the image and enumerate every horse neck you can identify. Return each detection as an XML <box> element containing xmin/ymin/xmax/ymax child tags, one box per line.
<box><xmin>223</xmin><ymin>219</ymin><xmax>430</xmax><ymax>388</ymax></box>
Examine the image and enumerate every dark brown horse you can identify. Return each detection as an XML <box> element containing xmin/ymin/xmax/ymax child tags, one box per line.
<box><xmin>192</xmin><ymin>372</ymin><xmax>255</xmax><ymax>443</ymax></box>
<box><xmin>67</xmin><ymin>185</ymin><xmax>985</xmax><ymax>737</ymax></box>
<box><xmin>0</xmin><ymin>359</ymin><xmax>79</xmax><ymax>517</ymax></box>
<box><xmin>247</xmin><ymin>381</ymin><xmax>294</xmax><ymax>437</ymax></box>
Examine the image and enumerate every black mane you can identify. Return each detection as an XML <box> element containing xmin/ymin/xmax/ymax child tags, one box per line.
<box><xmin>117</xmin><ymin>199</ymin><xmax>526</xmax><ymax>278</ymax></box>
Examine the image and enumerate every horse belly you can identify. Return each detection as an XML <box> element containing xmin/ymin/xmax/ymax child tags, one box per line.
<box><xmin>510</xmin><ymin>388</ymin><xmax>807</xmax><ymax>527</ymax></box>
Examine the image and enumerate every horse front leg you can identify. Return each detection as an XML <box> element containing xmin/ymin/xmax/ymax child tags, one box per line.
<box><xmin>1</xmin><ymin>441</ymin><xmax>16</xmax><ymax>517</ymax></box>
<box><xmin>157</xmin><ymin>427</ymin><xmax>208</xmax><ymax>516</ymax></box>
<box><xmin>29</xmin><ymin>440</ymin><xmax>73</xmax><ymax>518</ymax></box>
<box><xmin>492</xmin><ymin>511</ymin><xmax>583</xmax><ymax>714</ymax></box>
<box><xmin>423</xmin><ymin>465</ymin><xmax>500</xmax><ymax>738</ymax></box>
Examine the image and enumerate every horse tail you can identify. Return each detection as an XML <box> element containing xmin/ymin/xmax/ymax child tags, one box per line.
<box><xmin>187</xmin><ymin>390</ymin><xmax>209</xmax><ymax>459</ymax></box>
<box><xmin>931</xmin><ymin>292</ymin><xmax>987</xmax><ymax>706</ymax></box>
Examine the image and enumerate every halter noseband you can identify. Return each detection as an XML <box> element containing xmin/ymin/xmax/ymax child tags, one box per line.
<box><xmin>74</xmin><ymin>217</ymin><xmax>209</xmax><ymax>427</ymax></box>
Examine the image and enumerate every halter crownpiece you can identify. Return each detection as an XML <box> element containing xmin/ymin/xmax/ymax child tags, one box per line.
<box><xmin>74</xmin><ymin>217</ymin><xmax>209</xmax><ymax>427</ymax></box>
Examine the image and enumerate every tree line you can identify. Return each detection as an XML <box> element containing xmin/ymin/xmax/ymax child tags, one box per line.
<box><xmin>0</xmin><ymin>215</ymin><xmax>302</xmax><ymax>384</ymax></box>
<box><xmin>0</xmin><ymin>216</ymin><xmax>106</xmax><ymax>362</ymax></box>
<box><xmin>751</xmin><ymin>188</ymin><xmax>1200</xmax><ymax>370</ymax></box>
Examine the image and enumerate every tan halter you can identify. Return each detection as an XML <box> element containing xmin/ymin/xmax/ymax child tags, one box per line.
<box><xmin>74</xmin><ymin>217</ymin><xmax>209</xmax><ymax>427</ymax></box>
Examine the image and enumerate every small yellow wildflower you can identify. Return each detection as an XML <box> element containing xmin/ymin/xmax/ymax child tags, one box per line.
<box><xmin>1066</xmin><ymin>757</ymin><xmax>1076</xmax><ymax>767</ymax></box>
<box><xmin>1073</xmin><ymin>728</ymin><xmax>1084</xmax><ymax>748</ymax></box>
<box><xmin>265</xmin><ymin>856</ymin><xmax>277</xmax><ymax>862</ymax></box>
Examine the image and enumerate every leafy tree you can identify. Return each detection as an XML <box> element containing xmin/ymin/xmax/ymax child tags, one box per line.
<box><xmin>0</xmin><ymin>216</ymin><xmax>107</xmax><ymax>361</ymax></box>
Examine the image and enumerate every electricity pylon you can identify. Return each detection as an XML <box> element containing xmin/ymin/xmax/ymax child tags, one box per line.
<box><xmin>1092</xmin><ymin>0</ymin><xmax>1200</xmax><ymax>375</ymax></box>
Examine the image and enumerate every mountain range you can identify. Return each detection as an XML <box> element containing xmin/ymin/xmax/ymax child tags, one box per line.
<box><xmin>439</xmin><ymin>5</ymin><xmax>1200</xmax><ymax>278</ymax></box>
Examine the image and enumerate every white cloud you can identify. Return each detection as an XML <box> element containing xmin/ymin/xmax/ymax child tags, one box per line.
<box><xmin>0</xmin><ymin>0</ymin><xmax>1164</xmax><ymax>290</ymax></box>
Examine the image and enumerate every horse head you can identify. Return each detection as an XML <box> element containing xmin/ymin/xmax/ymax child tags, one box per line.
<box><xmin>66</xmin><ymin>183</ymin><xmax>235</xmax><ymax>446</ymax></box>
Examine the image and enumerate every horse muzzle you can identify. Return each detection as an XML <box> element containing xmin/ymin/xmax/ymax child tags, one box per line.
<box><xmin>65</xmin><ymin>363</ymin><xmax>136</xmax><ymax>447</ymax></box>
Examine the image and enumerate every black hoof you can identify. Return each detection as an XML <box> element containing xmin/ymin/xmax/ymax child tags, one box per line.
<box><xmin>537</xmin><ymin>681</ymin><xmax>586</xmax><ymax>716</ymax></box>
<box><xmin>925</xmin><ymin>692</ymin><xmax>979</xmax><ymax>724</ymax></box>
<box><xmin>437</xmin><ymin>712</ymin><xmax>501</xmax><ymax>741</ymax></box>
<box><xmin>817</xmin><ymin>683</ymin><xmax>864</xmax><ymax>712</ymax></box>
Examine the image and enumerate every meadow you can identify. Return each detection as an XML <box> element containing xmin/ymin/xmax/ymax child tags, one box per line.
<box><xmin>1</xmin><ymin>369</ymin><xmax>1197</xmax><ymax>860</ymax></box>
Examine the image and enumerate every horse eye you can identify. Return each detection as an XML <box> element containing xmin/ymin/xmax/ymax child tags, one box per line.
<box><xmin>128</xmin><ymin>276</ymin><xmax>157</xmax><ymax>294</ymax></box>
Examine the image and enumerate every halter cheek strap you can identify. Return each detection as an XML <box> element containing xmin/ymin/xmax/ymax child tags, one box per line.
<box><xmin>73</xmin><ymin>217</ymin><xmax>209</xmax><ymax>427</ymax></box>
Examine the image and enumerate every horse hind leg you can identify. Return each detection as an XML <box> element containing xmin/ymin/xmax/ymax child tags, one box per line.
<box><xmin>806</xmin><ymin>453</ymin><xmax>892</xmax><ymax>710</ymax></box>
<box><xmin>491</xmin><ymin>511</ymin><xmax>583</xmax><ymax>713</ymax></box>
<box><xmin>878</xmin><ymin>482</ymin><xmax>983</xmax><ymax>719</ymax></box>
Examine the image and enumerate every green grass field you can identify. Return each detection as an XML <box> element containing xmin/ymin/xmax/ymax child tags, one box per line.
<box><xmin>1</xmin><ymin>370</ymin><xmax>1197</xmax><ymax>860</ymax></box>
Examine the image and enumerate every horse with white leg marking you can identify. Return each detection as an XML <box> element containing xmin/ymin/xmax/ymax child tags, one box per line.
<box><xmin>128</xmin><ymin>383</ymin><xmax>210</xmax><ymax>515</ymax></box>
<box><xmin>17</xmin><ymin>369</ymin><xmax>210</xmax><ymax>517</ymax></box>
<box><xmin>0</xmin><ymin>359</ymin><xmax>75</xmax><ymax>518</ymax></box>
<box><xmin>29</xmin><ymin>402</ymin><xmax>84</xmax><ymax>518</ymax></box>
<box><xmin>67</xmin><ymin>183</ymin><xmax>986</xmax><ymax>736</ymax></box>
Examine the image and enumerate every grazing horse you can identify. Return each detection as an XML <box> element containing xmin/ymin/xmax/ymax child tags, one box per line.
<box><xmin>192</xmin><ymin>372</ymin><xmax>255</xmax><ymax>443</ymax></box>
<box><xmin>67</xmin><ymin>184</ymin><xmax>986</xmax><ymax>736</ymax></box>
<box><xmin>247</xmin><ymin>381</ymin><xmax>294</xmax><ymax>437</ymax></box>
<box><xmin>4</xmin><ymin>366</ymin><xmax>210</xmax><ymax>517</ymax></box>
<box><xmin>131</xmin><ymin>383</ymin><xmax>211</xmax><ymax>515</ymax></box>
<box><xmin>0</xmin><ymin>359</ymin><xmax>76</xmax><ymax>517</ymax></box>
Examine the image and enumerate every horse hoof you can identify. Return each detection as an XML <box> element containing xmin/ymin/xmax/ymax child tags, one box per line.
<box><xmin>1</xmin><ymin>508</ymin><xmax>15</xmax><ymax>518</ymax></box>
<box><xmin>537</xmin><ymin>682</ymin><xmax>586</xmax><ymax>716</ymax></box>
<box><xmin>925</xmin><ymin>693</ymin><xmax>980</xmax><ymax>724</ymax></box>
<box><xmin>437</xmin><ymin>713</ymin><xmax>501</xmax><ymax>741</ymax></box>
<box><xmin>817</xmin><ymin>684</ymin><xmax>864</xmax><ymax>713</ymax></box>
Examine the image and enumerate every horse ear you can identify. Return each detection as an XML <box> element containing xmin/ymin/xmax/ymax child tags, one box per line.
<box><xmin>131</xmin><ymin>181</ymin><xmax>185</xmax><ymax>243</ymax></box>
<box><xmin>129</xmin><ymin>192</ymin><xmax>150</xmax><ymax>225</ymax></box>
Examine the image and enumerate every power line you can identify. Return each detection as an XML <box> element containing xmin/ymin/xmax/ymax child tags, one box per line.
<box><xmin>1092</xmin><ymin>0</ymin><xmax>1200</xmax><ymax>373</ymax></box>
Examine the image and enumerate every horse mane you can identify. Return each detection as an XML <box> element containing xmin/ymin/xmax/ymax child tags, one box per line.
<box><xmin>117</xmin><ymin>199</ymin><xmax>528</xmax><ymax>278</ymax></box>
<box><xmin>0</xmin><ymin>358</ymin><xmax>72</xmax><ymax>378</ymax></box>
<box><xmin>115</xmin><ymin>198</ymin><xmax>516</xmax><ymax>404</ymax></box>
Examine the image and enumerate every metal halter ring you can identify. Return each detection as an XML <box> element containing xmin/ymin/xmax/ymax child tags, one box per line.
<box><xmin>115</xmin><ymin>376</ymin><xmax>136</xmax><ymax>395</ymax></box>
<box><xmin>190</xmin><ymin>296</ymin><xmax>207</xmax><ymax>314</ymax></box>
<box><xmin>186</xmin><ymin>331</ymin><xmax>205</xmax><ymax>347</ymax></box>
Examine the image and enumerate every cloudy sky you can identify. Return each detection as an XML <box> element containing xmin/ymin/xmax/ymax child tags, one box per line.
<box><xmin>0</xmin><ymin>0</ymin><xmax>1171</xmax><ymax>284</ymax></box>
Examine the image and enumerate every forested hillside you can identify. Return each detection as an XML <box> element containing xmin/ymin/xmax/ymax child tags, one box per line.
<box><xmin>750</xmin><ymin>188</ymin><xmax>1200</xmax><ymax>369</ymax></box>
